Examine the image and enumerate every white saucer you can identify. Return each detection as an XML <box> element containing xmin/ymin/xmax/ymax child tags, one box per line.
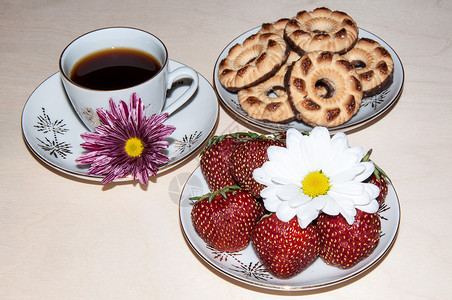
<box><xmin>213</xmin><ymin>27</ymin><xmax>404</xmax><ymax>133</ymax></box>
<box><xmin>180</xmin><ymin>166</ymin><xmax>400</xmax><ymax>291</ymax></box>
<box><xmin>21</xmin><ymin>60</ymin><xmax>219</xmax><ymax>181</ymax></box>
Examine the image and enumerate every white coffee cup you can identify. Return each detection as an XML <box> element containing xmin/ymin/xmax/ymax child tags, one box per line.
<box><xmin>59</xmin><ymin>27</ymin><xmax>198</xmax><ymax>131</ymax></box>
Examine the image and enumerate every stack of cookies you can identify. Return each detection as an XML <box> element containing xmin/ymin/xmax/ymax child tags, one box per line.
<box><xmin>218</xmin><ymin>7</ymin><xmax>394</xmax><ymax>127</ymax></box>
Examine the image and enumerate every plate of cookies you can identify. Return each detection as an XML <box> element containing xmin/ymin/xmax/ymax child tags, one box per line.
<box><xmin>213</xmin><ymin>7</ymin><xmax>404</xmax><ymax>133</ymax></box>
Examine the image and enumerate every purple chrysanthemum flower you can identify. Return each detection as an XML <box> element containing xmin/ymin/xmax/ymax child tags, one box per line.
<box><xmin>76</xmin><ymin>93</ymin><xmax>176</xmax><ymax>184</ymax></box>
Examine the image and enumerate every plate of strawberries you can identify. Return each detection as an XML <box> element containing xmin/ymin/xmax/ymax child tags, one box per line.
<box><xmin>179</xmin><ymin>129</ymin><xmax>400</xmax><ymax>290</ymax></box>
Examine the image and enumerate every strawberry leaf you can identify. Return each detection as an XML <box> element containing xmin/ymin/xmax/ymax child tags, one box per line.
<box><xmin>189</xmin><ymin>185</ymin><xmax>244</xmax><ymax>203</ymax></box>
<box><xmin>361</xmin><ymin>149</ymin><xmax>391</xmax><ymax>183</ymax></box>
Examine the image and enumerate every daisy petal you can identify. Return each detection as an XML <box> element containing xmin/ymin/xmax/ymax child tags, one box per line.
<box><xmin>276</xmin><ymin>201</ymin><xmax>297</xmax><ymax>222</ymax></box>
<box><xmin>364</xmin><ymin>182</ymin><xmax>381</xmax><ymax>199</ymax></box>
<box><xmin>329</xmin><ymin>164</ymin><xmax>366</xmax><ymax>184</ymax></box>
<box><xmin>356</xmin><ymin>199</ymin><xmax>379</xmax><ymax>214</ymax></box>
<box><xmin>252</xmin><ymin>167</ymin><xmax>272</xmax><ymax>186</ymax></box>
<box><xmin>267</xmin><ymin>145</ymin><xmax>288</xmax><ymax>161</ymax></box>
<box><xmin>321</xmin><ymin>195</ymin><xmax>341</xmax><ymax>215</ymax></box>
<box><xmin>278</xmin><ymin>183</ymin><xmax>302</xmax><ymax>201</ymax></box>
<box><xmin>260</xmin><ymin>185</ymin><xmax>278</xmax><ymax>198</ymax></box>
<box><xmin>331</xmin><ymin>181</ymin><xmax>365</xmax><ymax>196</ymax></box>
<box><xmin>311</xmin><ymin>195</ymin><xmax>329</xmax><ymax>210</ymax></box>
<box><xmin>341</xmin><ymin>210</ymin><xmax>357</xmax><ymax>225</ymax></box>
<box><xmin>296</xmin><ymin>205</ymin><xmax>321</xmax><ymax>229</ymax></box>
<box><xmin>263</xmin><ymin>195</ymin><xmax>282</xmax><ymax>212</ymax></box>
<box><xmin>354</xmin><ymin>161</ymin><xmax>376</xmax><ymax>182</ymax></box>
<box><xmin>288</xmin><ymin>193</ymin><xmax>311</xmax><ymax>208</ymax></box>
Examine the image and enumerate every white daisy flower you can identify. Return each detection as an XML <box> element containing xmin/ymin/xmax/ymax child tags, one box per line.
<box><xmin>253</xmin><ymin>127</ymin><xmax>379</xmax><ymax>228</ymax></box>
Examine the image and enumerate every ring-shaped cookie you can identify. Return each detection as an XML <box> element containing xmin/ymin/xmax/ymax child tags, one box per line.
<box><xmin>284</xmin><ymin>7</ymin><xmax>359</xmax><ymax>56</ymax></box>
<box><xmin>258</xmin><ymin>18</ymin><xmax>290</xmax><ymax>38</ymax></box>
<box><xmin>342</xmin><ymin>38</ymin><xmax>394</xmax><ymax>97</ymax></box>
<box><xmin>277</xmin><ymin>50</ymin><xmax>301</xmax><ymax>77</ymax></box>
<box><xmin>286</xmin><ymin>51</ymin><xmax>363</xmax><ymax>127</ymax></box>
<box><xmin>218</xmin><ymin>33</ymin><xmax>289</xmax><ymax>92</ymax></box>
<box><xmin>236</xmin><ymin>50</ymin><xmax>301</xmax><ymax>123</ymax></box>
<box><xmin>238</xmin><ymin>75</ymin><xmax>295</xmax><ymax>123</ymax></box>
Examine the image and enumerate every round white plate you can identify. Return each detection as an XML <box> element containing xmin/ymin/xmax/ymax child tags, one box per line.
<box><xmin>22</xmin><ymin>60</ymin><xmax>219</xmax><ymax>181</ymax></box>
<box><xmin>179</xmin><ymin>166</ymin><xmax>400</xmax><ymax>291</ymax></box>
<box><xmin>213</xmin><ymin>27</ymin><xmax>404</xmax><ymax>133</ymax></box>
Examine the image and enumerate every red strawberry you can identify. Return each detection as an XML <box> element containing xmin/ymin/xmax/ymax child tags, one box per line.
<box><xmin>200</xmin><ymin>134</ymin><xmax>242</xmax><ymax>192</ymax></box>
<box><xmin>191</xmin><ymin>186</ymin><xmax>262</xmax><ymax>252</ymax></box>
<box><xmin>362</xmin><ymin>150</ymin><xmax>390</xmax><ymax>207</ymax></box>
<box><xmin>200</xmin><ymin>132</ymin><xmax>266</xmax><ymax>192</ymax></box>
<box><xmin>317</xmin><ymin>209</ymin><xmax>381</xmax><ymax>269</ymax></box>
<box><xmin>230</xmin><ymin>137</ymin><xmax>285</xmax><ymax>198</ymax></box>
<box><xmin>251</xmin><ymin>214</ymin><xmax>320</xmax><ymax>279</ymax></box>
<box><xmin>367</xmin><ymin>172</ymin><xmax>388</xmax><ymax>207</ymax></box>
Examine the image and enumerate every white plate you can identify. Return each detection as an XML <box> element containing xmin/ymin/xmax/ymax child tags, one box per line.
<box><xmin>179</xmin><ymin>166</ymin><xmax>400</xmax><ymax>291</ymax></box>
<box><xmin>213</xmin><ymin>27</ymin><xmax>404</xmax><ymax>133</ymax></box>
<box><xmin>22</xmin><ymin>60</ymin><xmax>219</xmax><ymax>181</ymax></box>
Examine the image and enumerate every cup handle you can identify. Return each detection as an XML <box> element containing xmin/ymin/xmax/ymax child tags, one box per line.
<box><xmin>162</xmin><ymin>66</ymin><xmax>199</xmax><ymax>116</ymax></box>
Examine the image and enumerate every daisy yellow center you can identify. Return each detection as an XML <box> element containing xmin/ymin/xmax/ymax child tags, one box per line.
<box><xmin>124</xmin><ymin>138</ymin><xmax>144</xmax><ymax>157</ymax></box>
<box><xmin>302</xmin><ymin>171</ymin><xmax>330</xmax><ymax>198</ymax></box>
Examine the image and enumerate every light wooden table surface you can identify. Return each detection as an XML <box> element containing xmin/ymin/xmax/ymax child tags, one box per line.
<box><xmin>1</xmin><ymin>0</ymin><xmax>450</xmax><ymax>299</ymax></box>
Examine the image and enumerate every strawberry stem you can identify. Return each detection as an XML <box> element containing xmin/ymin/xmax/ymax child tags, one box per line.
<box><xmin>361</xmin><ymin>149</ymin><xmax>391</xmax><ymax>183</ymax></box>
<box><xmin>362</xmin><ymin>149</ymin><xmax>373</xmax><ymax>162</ymax></box>
<box><xmin>189</xmin><ymin>185</ymin><xmax>243</xmax><ymax>203</ymax></box>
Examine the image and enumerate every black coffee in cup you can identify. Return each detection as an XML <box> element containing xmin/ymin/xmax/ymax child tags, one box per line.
<box><xmin>70</xmin><ymin>48</ymin><xmax>161</xmax><ymax>90</ymax></box>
